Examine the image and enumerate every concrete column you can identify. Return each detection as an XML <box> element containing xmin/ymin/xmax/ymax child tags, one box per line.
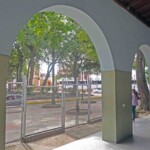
<box><xmin>0</xmin><ymin>55</ymin><xmax>9</xmax><ymax>149</ymax></box>
<box><xmin>102</xmin><ymin>70</ymin><xmax>133</xmax><ymax>143</ymax></box>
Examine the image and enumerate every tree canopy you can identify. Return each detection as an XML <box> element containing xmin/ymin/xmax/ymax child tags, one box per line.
<box><xmin>8</xmin><ymin>12</ymin><xmax>100</xmax><ymax>85</ymax></box>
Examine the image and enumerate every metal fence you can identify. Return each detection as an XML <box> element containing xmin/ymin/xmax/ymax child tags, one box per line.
<box><xmin>25</xmin><ymin>85</ymin><xmax>63</xmax><ymax>137</ymax></box>
<box><xmin>64</xmin><ymin>82</ymin><xmax>90</xmax><ymax>128</ymax></box>
<box><xmin>5</xmin><ymin>79</ymin><xmax>102</xmax><ymax>143</ymax></box>
<box><xmin>5</xmin><ymin>81</ymin><xmax>24</xmax><ymax>143</ymax></box>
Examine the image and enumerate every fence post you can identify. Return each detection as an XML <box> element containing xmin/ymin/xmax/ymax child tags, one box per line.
<box><xmin>21</xmin><ymin>75</ymin><xmax>27</xmax><ymax>142</ymax></box>
<box><xmin>61</xmin><ymin>78</ymin><xmax>65</xmax><ymax>128</ymax></box>
<box><xmin>88</xmin><ymin>79</ymin><xmax>91</xmax><ymax>123</ymax></box>
<box><xmin>75</xmin><ymin>79</ymin><xmax>79</xmax><ymax>126</ymax></box>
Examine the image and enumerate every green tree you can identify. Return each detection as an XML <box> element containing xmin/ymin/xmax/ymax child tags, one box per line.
<box><xmin>58</xmin><ymin>21</ymin><xmax>100</xmax><ymax>83</ymax></box>
<box><xmin>8</xmin><ymin>40</ymin><xmax>28</xmax><ymax>82</ymax></box>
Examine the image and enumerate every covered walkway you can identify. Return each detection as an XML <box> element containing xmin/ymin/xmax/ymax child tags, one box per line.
<box><xmin>6</xmin><ymin>115</ymin><xmax>150</xmax><ymax>150</ymax></box>
<box><xmin>1</xmin><ymin>0</ymin><xmax>150</xmax><ymax>149</ymax></box>
<box><xmin>54</xmin><ymin>115</ymin><xmax>150</xmax><ymax>150</ymax></box>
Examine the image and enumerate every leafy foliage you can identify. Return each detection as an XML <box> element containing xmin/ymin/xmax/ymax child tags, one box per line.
<box><xmin>8</xmin><ymin>12</ymin><xmax>100</xmax><ymax>85</ymax></box>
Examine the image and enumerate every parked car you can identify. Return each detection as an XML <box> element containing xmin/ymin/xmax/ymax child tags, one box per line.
<box><xmin>6</xmin><ymin>94</ymin><xmax>22</xmax><ymax>106</ymax></box>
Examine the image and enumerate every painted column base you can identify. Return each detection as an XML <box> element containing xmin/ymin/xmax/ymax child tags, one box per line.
<box><xmin>102</xmin><ymin>70</ymin><xmax>133</xmax><ymax>143</ymax></box>
<box><xmin>0</xmin><ymin>55</ymin><xmax>9</xmax><ymax>149</ymax></box>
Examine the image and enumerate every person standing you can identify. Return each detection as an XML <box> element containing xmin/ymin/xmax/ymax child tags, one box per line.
<box><xmin>132</xmin><ymin>89</ymin><xmax>139</xmax><ymax>121</ymax></box>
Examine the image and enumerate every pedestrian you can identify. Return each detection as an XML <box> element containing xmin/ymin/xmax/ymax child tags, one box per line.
<box><xmin>132</xmin><ymin>89</ymin><xmax>139</xmax><ymax>121</ymax></box>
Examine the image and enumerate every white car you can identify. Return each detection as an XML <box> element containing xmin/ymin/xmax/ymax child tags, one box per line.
<box><xmin>93</xmin><ymin>88</ymin><xmax>101</xmax><ymax>94</ymax></box>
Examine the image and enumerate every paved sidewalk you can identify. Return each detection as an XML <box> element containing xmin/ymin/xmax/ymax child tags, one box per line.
<box><xmin>6</xmin><ymin>143</ymin><xmax>51</xmax><ymax>150</ymax></box>
<box><xmin>54</xmin><ymin>115</ymin><xmax>150</xmax><ymax>150</ymax></box>
<box><xmin>6</xmin><ymin>115</ymin><xmax>150</xmax><ymax>150</ymax></box>
<box><xmin>6</xmin><ymin>122</ymin><xmax>101</xmax><ymax>150</ymax></box>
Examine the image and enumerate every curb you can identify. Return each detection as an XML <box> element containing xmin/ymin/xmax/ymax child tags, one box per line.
<box><xmin>26</xmin><ymin>96</ymin><xmax>102</xmax><ymax>105</ymax></box>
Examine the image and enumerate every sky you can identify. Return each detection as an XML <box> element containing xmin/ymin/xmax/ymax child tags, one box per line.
<box><xmin>40</xmin><ymin>62</ymin><xmax>58</xmax><ymax>74</ymax></box>
<box><xmin>40</xmin><ymin>63</ymin><xmax>48</xmax><ymax>73</ymax></box>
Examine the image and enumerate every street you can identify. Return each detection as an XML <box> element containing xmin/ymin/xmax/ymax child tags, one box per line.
<box><xmin>6</xmin><ymin>99</ymin><xmax>102</xmax><ymax>143</ymax></box>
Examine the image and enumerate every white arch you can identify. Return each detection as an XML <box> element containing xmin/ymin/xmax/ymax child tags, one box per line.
<box><xmin>41</xmin><ymin>5</ymin><xmax>114</xmax><ymax>71</ymax></box>
<box><xmin>1</xmin><ymin>0</ymin><xmax>150</xmax><ymax>72</ymax></box>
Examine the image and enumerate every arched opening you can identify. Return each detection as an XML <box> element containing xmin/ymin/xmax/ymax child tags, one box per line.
<box><xmin>131</xmin><ymin>44</ymin><xmax>150</xmax><ymax>121</ymax></box>
<box><xmin>139</xmin><ymin>45</ymin><xmax>150</xmax><ymax>111</ymax></box>
<box><xmin>140</xmin><ymin>45</ymin><xmax>150</xmax><ymax>78</ymax></box>
<box><xmin>5</xmin><ymin>6</ymin><xmax>114</xmax><ymax>145</ymax></box>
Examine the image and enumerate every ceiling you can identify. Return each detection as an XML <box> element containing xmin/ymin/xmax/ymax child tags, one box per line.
<box><xmin>114</xmin><ymin>0</ymin><xmax>150</xmax><ymax>27</ymax></box>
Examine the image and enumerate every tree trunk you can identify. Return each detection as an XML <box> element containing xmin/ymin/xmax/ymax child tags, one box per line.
<box><xmin>28</xmin><ymin>46</ymin><xmax>36</xmax><ymax>86</ymax></box>
<box><xmin>42</xmin><ymin>65</ymin><xmax>52</xmax><ymax>86</ymax></box>
<box><xmin>136</xmin><ymin>51</ymin><xmax>149</xmax><ymax>111</ymax></box>
<box><xmin>73</xmin><ymin>61</ymin><xmax>78</xmax><ymax>95</ymax></box>
<box><xmin>17</xmin><ymin>49</ymin><xmax>23</xmax><ymax>82</ymax></box>
<box><xmin>51</xmin><ymin>49</ymin><xmax>56</xmax><ymax>105</ymax></box>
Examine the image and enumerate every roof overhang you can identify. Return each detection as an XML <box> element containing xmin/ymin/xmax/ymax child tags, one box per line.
<box><xmin>114</xmin><ymin>0</ymin><xmax>150</xmax><ymax>27</ymax></box>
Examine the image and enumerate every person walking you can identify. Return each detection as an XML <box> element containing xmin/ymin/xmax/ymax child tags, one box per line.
<box><xmin>132</xmin><ymin>89</ymin><xmax>139</xmax><ymax>121</ymax></box>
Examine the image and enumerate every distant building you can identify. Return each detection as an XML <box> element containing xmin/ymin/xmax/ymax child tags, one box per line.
<box><xmin>33</xmin><ymin>70</ymin><xmax>51</xmax><ymax>86</ymax></box>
